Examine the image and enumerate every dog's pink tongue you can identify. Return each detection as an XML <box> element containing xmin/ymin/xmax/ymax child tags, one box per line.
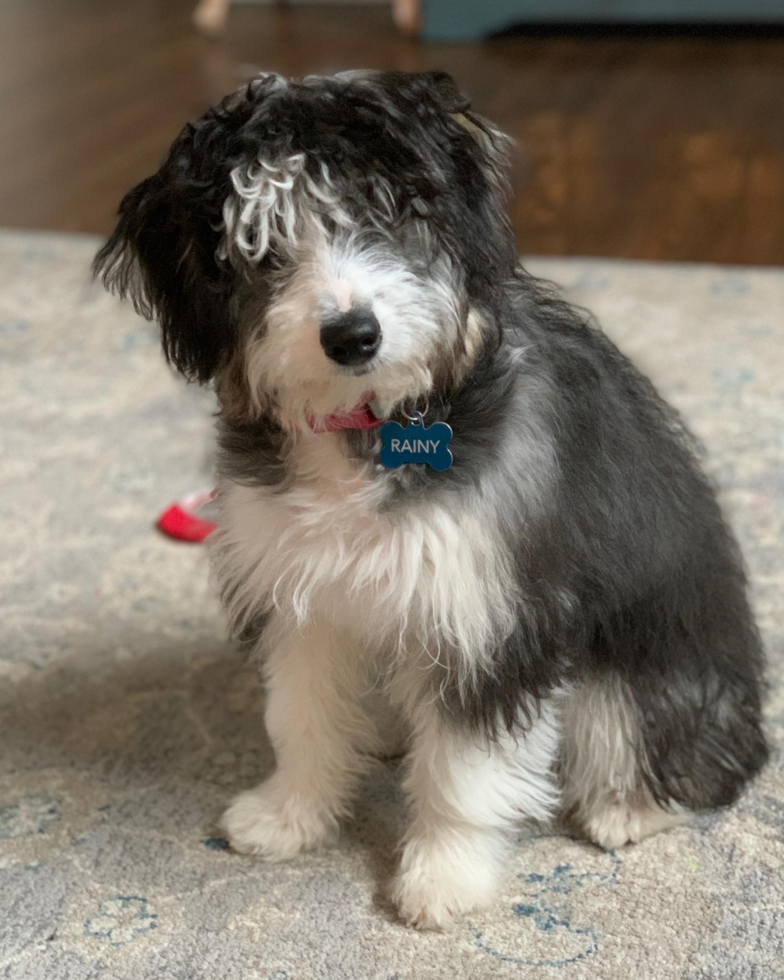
<box><xmin>309</xmin><ymin>400</ymin><xmax>382</xmax><ymax>433</ymax></box>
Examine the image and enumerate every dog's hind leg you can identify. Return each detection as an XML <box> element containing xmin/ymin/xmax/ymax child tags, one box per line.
<box><xmin>562</xmin><ymin>589</ymin><xmax>769</xmax><ymax>853</ymax></box>
<box><xmin>561</xmin><ymin>676</ymin><xmax>683</xmax><ymax>849</ymax></box>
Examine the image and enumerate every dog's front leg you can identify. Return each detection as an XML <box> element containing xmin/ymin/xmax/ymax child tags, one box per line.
<box><xmin>392</xmin><ymin>700</ymin><xmax>561</xmax><ymax>929</ymax></box>
<box><xmin>221</xmin><ymin>617</ymin><xmax>376</xmax><ymax>860</ymax></box>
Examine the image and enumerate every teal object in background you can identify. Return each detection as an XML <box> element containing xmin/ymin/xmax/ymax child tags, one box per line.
<box><xmin>421</xmin><ymin>0</ymin><xmax>784</xmax><ymax>41</ymax></box>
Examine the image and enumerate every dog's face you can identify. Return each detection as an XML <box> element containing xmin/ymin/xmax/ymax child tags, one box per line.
<box><xmin>95</xmin><ymin>71</ymin><xmax>516</xmax><ymax>425</ymax></box>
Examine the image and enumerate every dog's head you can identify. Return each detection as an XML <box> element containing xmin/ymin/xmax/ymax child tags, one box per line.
<box><xmin>95</xmin><ymin>70</ymin><xmax>515</xmax><ymax>426</ymax></box>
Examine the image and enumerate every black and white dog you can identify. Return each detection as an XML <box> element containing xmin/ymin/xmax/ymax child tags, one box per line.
<box><xmin>96</xmin><ymin>71</ymin><xmax>767</xmax><ymax>928</ymax></box>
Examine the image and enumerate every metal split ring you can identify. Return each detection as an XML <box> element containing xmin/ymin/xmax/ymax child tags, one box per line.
<box><xmin>402</xmin><ymin>400</ymin><xmax>429</xmax><ymax>424</ymax></box>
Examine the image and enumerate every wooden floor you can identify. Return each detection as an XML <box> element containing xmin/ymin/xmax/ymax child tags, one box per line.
<box><xmin>2</xmin><ymin>0</ymin><xmax>784</xmax><ymax>263</ymax></box>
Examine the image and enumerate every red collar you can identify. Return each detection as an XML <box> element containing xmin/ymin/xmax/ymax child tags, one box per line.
<box><xmin>308</xmin><ymin>400</ymin><xmax>382</xmax><ymax>433</ymax></box>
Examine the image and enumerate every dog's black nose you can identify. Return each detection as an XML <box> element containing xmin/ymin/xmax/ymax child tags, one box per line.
<box><xmin>320</xmin><ymin>310</ymin><xmax>381</xmax><ymax>367</ymax></box>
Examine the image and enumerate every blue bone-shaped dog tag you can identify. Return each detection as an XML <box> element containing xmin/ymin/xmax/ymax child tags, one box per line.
<box><xmin>379</xmin><ymin>414</ymin><xmax>453</xmax><ymax>471</ymax></box>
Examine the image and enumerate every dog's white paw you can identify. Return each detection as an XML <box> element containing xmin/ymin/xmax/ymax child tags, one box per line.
<box><xmin>583</xmin><ymin>798</ymin><xmax>683</xmax><ymax>849</ymax></box>
<box><xmin>391</xmin><ymin>834</ymin><xmax>499</xmax><ymax>930</ymax></box>
<box><xmin>220</xmin><ymin>781</ymin><xmax>336</xmax><ymax>861</ymax></box>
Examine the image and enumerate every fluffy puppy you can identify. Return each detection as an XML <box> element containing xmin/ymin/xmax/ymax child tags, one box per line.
<box><xmin>95</xmin><ymin>70</ymin><xmax>768</xmax><ymax>929</ymax></box>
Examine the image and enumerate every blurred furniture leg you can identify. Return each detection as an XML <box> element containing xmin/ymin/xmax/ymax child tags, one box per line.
<box><xmin>193</xmin><ymin>0</ymin><xmax>231</xmax><ymax>37</ymax></box>
<box><xmin>393</xmin><ymin>0</ymin><xmax>421</xmax><ymax>36</ymax></box>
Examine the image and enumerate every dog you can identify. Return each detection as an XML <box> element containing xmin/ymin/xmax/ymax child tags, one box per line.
<box><xmin>95</xmin><ymin>70</ymin><xmax>768</xmax><ymax>929</ymax></box>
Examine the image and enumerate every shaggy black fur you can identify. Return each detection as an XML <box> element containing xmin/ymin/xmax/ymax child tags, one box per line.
<box><xmin>95</xmin><ymin>70</ymin><xmax>768</xmax><ymax>815</ymax></box>
<box><xmin>438</xmin><ymin>279</ymin><xmax>768</xmax><ymax>809</ymax></box>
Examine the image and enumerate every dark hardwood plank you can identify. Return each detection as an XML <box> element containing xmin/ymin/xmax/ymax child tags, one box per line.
<box><xmin>1</xmin><ymin>0</ymin><xmax>783</xmax><ymax>263</ymax></box>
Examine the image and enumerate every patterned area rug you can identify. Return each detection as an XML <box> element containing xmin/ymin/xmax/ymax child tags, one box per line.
<box><xmin>1</xmin><ymin>230</ymin><xmax>782</xmax><ymax>980</ymax></box>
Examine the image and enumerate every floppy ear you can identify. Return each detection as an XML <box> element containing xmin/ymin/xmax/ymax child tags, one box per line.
<box><xmin>418</xmin><ymin>73</ymin><xmax>518</xmax><ymax>298</ymax></box>
<box><xmin>411</xmin><ymin>71</ymin><xmax>513</xmax><ymax>172</ymax></box>
<box><xmin>94</xmin><ymin>133</ymin><xmax>236</xmax><ymax>383</ymax></box>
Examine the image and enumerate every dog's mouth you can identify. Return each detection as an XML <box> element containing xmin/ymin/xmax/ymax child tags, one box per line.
<box><xmin>308</xmin><ymin>395</ymin><xmax>383</xmax><ymax>433</ymax></box>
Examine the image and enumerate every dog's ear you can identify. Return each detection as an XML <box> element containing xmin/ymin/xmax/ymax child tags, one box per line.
<box><xmin>412</xmin><ymin>71</ymin><xmax>513</xmax><ymax>182</ymax></box>
<box><xmin>417</xmin><ymin>73</ymin><xmax>518</xmax><ymax>298</ymax></box>
<box><xmin>94</xmin><ymin>129</ymin><xmax>236</xmax><ymax>383</ymax></box>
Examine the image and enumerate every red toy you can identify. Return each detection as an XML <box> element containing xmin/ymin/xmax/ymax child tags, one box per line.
<box><xmin>157</xmin><ymin>489</ymin><xmax>217</xmax><ymax>543</ymax></box>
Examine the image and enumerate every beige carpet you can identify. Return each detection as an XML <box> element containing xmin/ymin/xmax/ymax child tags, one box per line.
<box><xmin>1</xmin><ymin>230</ymin><xmax>782</xmax><ymax>980</ymax></box>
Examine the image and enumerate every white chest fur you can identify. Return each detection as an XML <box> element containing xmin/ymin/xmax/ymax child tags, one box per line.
<box><xmin>213</xmin><ymin>433</ymin><xmax>514</xmax><ymax>672</ymax></box>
